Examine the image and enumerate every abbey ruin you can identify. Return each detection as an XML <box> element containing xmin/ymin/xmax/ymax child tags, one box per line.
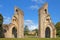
<box><xmin>3</xmin><ymin>7</ymin><xmax>24</xmax><ymax>38</ymax></box>
<box><xmin>2</xmin><ymin>3</ymin><xmax>56</xmax><ymax>38</ymax></box>
<box><xmin>38</xmin><ymin>3</ymin><xmax>56</xmax><ymax>38</ymax></box>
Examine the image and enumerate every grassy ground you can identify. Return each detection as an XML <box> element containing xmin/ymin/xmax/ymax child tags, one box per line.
<box><xmin>0</xmin><ymin>38</ymin><xmax>60</xmax><ymax>40</ymax></box>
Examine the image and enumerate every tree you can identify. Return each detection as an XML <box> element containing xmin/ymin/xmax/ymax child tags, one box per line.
<box><xmin>55</xmin><ymin>22</ymin><xmax>60</xmax><ymax>30</ymax></box>
<box><xmin>0</xmin><ymin>14</ymin><xmax>3</xmax><ymax>25</ymax></box>
<box><xmin>32</xmin><ymin>29</ymin><xmax>38</xmax><ymax>36</ymax></box>
<box><xmin>55</xmin><ymin>22</ymin><xmax>60</xmax><ymax>37</ymax></box>
<box><xmin>0</xmin><ymin>14</ymin><xmax>4</xmax><ymax>38</ymax></box>
<box><xmin>24</xmin><ymin>25</ymin><xmax>29</xmax><ymax>35</ymax></box>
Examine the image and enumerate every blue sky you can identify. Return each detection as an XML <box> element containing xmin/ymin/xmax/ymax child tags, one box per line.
<box><xmin>0</xmin><ymin>0</ymin><xmax>60</xmax><ymax>30</ymax></box>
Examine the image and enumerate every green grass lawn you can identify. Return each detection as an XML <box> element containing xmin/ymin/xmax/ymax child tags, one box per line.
<box><xmin>0</xmin><ymin>38</ymin><xmax>60</xmax><ymax>40</ymax></box>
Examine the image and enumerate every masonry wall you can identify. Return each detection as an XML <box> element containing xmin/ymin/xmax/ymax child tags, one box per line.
<box><xmin>38</xmin><ymin>3</ymin><xmax>56</xmax><ymax>38</ymax></box>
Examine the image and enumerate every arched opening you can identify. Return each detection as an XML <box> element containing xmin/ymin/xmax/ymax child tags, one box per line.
<box><xmin>45</xmin><ymin>27</ymin><xmax>50</xmax><ymax>38</ymax></box>
<box><xmin>12</xmin><ymin>27</ymin><xmax>17</xmax><ymax>38</ymax></box>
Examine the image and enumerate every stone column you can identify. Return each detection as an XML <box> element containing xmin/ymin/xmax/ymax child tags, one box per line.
<box><xmin>16</xmin><ymin>9</ymin><xmax>24</xmax><ymax>38</ymax></box>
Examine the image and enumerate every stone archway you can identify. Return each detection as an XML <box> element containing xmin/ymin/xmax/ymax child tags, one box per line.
<box><xmin>12</xmin><ymin>27</ymin><xmax>17</xmax><ymax>38</ymax></box>
<box><xmin>45</xmin><ymin>27</ymin><xmax>50</xmax><ymax>38</ymax></box>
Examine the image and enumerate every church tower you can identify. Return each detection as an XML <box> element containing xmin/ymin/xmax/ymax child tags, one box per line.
<box><xmin>38</xmin><ymin>3</ymin><xmax>56</xmax><ymax>38</ymax></box>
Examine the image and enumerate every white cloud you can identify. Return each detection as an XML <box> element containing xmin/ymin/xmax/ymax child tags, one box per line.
<box><xmin>30</xmin><ymin>24</ymin><xmax>38</xmax><ymax>30</ymax></box>
<box><xmin>24</xmin><ymin>20</ymin><xmax>38</xmax><ymax>31</ymax></box>
<box><xmin>30</xmin><ymin>0</ymin><xmax>46</xmax><ymax>10</ymax></box>
<box><xmin>30</xmin><ymin>5</ymin><xmax>39</xmax><ymax>10</ymax></box>
<box><xmin>40</xmin><ymin>0</ymin><xmax>46</xmax><ymax>3</ymax></box>
<box><xmin>31</xmin><ymin>0</ymin><xmax>46</xmax><ymax>4</ymax></box>
<box><xmin>3</xmin><ymin>16</ymin><xmax>11</xmax><ymax>24</ymax></box>
<box><xmin>25</xmin><ymin>20</ymin><xmax>34</xmax><ymax>25</ymax></box>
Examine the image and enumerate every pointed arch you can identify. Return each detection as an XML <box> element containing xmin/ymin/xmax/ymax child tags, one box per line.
<box><xmin>45</xmin><ymin>27</ymin><xmax>50</xmax><ymax>38</ymax></box>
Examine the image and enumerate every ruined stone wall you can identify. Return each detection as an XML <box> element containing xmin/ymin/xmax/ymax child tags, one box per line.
<box><xmin>4</xmin><ymin>7</ymin><xmax>24</xmax><ymax>38</ymax></box>
<box><xmin>38</xmin><ymin>3</ymin><xmax>56</xmax><ymax>38</ymax></box>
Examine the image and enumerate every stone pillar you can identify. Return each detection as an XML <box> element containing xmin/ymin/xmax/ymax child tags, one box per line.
<box><xmin>15</xmin><ymin>7</ymin><xmax>24</xmax><ymax>38</ymax></box>
<box><xmin>38</xmin><ymin>4</ymin><xmax>47</xmax><ymax>38</ymax></box>
<box><xmin>38</xmin><ymin>3</ymin><xmax>56</xmax><ymax>38</ymax></box>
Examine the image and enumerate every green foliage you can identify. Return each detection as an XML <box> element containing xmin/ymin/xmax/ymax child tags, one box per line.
<box><xmin>0</xmin><ymin>14</ymin><xmax>4</xmax><ymax>38</ymax></box>
<box><xmin>0</xmin><ymin>14</ymin><xmax>3</xmax><ymax>25</ymax></box>
<box><xmin>32</xmin><ymin>29</ymin><xmax>38</xmax><ymax>36</ymax></box>
<box><xmin>57</xmin><ymin>30</ymin><xmax>60</xmax><ymax>37</ymax></box>
<box><xmin>55</xmin><ymin>22</ymin><xmax>60</xmax><ymax>30</ymax></box>
<box><xmin>55</xmin><ymin>22</ymin><xmax>60</xmax><ymax>37</ymax></box>
<box><xmin>24</xmin><ymin>25</ymin><xmax>29</xmax><ymax>35</ymax></box>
